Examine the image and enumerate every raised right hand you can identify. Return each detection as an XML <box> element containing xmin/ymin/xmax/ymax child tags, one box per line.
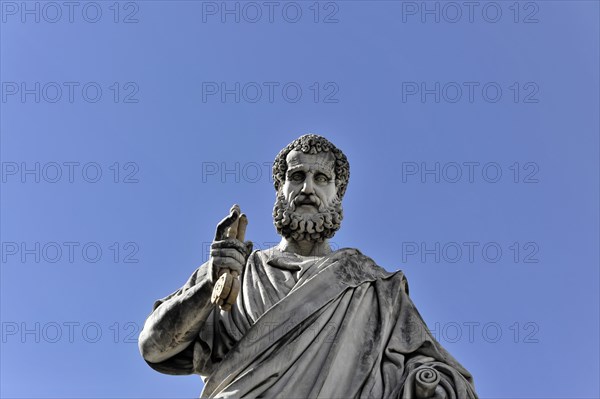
<box><xmin>210</xmin><ymin>204</ymin><xmax>253</xmax><ymax>310</ymax></box>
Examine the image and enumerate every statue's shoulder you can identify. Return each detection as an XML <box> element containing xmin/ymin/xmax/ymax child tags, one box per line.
<box><xmin>251</xmin><ymin>247</ymin><xmax>278</xmax><ymax>263</ymax></box>
<box><xmin>342</xmin><ymin>248</ymin><xmax>410</xmax><ymax>294</ymax></box>
<box><xmin>336</xmin><ymin>247</ymin><xmax>391</xmax><ymax>271</ymax></box>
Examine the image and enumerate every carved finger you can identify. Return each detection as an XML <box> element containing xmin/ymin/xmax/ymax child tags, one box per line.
<box><xmin>226</xmin><ymin>205</ymin><xmax>241</xmax><ymax>238</ymax></box>
<box><xmin>211</xmin><ymin>239</ymin><xmax>248</xmax><ymax>254</ymax></box>
<box><xmin>237</xmin><ymin>214</ymin><xmax>248</xmax><ymax>242</ymax></box>
<box><xmin>214</xmin><ymin>207</ymin><xmax>240</xmax><ymax>241</ymax></box>
<box><xmin>226</xmin><ymin>219</ymin><xmax>239</xmax><ymax>240</ymax></box>
<box><xmin>210</xmin><ymin>248</ymin><xmax>246</xmax><ymax>265</ymax></box>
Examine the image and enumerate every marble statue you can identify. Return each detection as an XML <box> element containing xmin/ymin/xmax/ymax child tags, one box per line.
<box><xmin>138</xmin><ymin>134</ymin><xmax>478</xmax><ymax>398</ymax></box>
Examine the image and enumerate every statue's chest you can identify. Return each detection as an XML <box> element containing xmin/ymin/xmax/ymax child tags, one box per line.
<box><xmin>242</xmin><ymin>253</ymin><xmax>318</xmax><ymax>322</ymax></box>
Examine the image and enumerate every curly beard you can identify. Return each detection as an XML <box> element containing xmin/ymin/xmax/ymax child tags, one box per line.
<box><xmin>273</xmin><ymin>193</ymin><xmax>343</xmax><ymax>242</ymax></box>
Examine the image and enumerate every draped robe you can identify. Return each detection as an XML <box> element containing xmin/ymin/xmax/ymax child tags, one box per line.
<box><xmin>142</xmin><ymin>248</ymin><xmax>478</xmax><ymax>398</ymax></box>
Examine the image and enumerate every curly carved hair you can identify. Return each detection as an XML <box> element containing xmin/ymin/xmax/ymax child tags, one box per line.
<box><xmin>272</xmin><ymin>134</ymin><xmax>350</xmax><ymax>198</ymax></box>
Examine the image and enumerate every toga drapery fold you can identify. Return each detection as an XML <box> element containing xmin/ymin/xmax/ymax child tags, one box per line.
<box><xmin>144</xmin><ymin>248</ymin><xmax>477</xmax><ymax>398</ymax></box>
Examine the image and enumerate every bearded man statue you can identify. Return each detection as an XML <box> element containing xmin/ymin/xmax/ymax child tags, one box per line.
<box><xmin>138</xmin><ymin>134</ymin><xmax>478</xmax><ymax>399</ymax></box>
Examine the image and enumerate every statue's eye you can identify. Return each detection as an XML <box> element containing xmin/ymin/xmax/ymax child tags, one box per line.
<box><xmin>290</xmin><ymin>171</ymin><xmax>305</xmax><ymax>182</ymax></box>
<box><xmin>315</xmin><ymin>174</ymin><xmax>329</xmax><ymax>183</ymax></box>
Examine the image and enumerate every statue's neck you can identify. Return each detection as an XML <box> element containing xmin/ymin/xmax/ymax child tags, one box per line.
<box><xmin>277</xmin><ymin>237</ymin><xmax>332</xmax><ymax>257</ymax></box>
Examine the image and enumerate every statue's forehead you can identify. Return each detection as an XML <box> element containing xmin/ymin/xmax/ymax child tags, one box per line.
<box><xmin>286</xmin><ymin>150</ymin><xmax>335</xmax><ymax>172</ymax></box>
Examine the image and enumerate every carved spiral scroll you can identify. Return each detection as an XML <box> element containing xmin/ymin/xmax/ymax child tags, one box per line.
<box><xmin>415</xmin><ymin>367</ymin><xmax>441</xmax><ymax>398</ymax></box>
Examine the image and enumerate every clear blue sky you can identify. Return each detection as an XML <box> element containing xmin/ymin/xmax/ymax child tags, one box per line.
<box><xmin>1</xmin><ymin>1</ymin><xmax>598</xmax><ymax>398</ymax></box>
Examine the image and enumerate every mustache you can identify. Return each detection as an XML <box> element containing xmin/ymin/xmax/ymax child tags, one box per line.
<box><xmin>291</xmin><ymin>194</ymin><xmax>323</xmax><ymax>211</ymax></box>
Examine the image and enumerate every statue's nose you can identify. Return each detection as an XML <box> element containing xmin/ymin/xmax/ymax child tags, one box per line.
<box><xmin>301</xmin><ymin>177</ymin><xmax>315</xmax><ymax>194</ymax></box>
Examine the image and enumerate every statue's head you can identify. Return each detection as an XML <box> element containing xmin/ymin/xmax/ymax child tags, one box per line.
<box><xmin>272</xmin><ymin>134</ymin><xmax>350</xmax><ymax>242</ymax></box>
